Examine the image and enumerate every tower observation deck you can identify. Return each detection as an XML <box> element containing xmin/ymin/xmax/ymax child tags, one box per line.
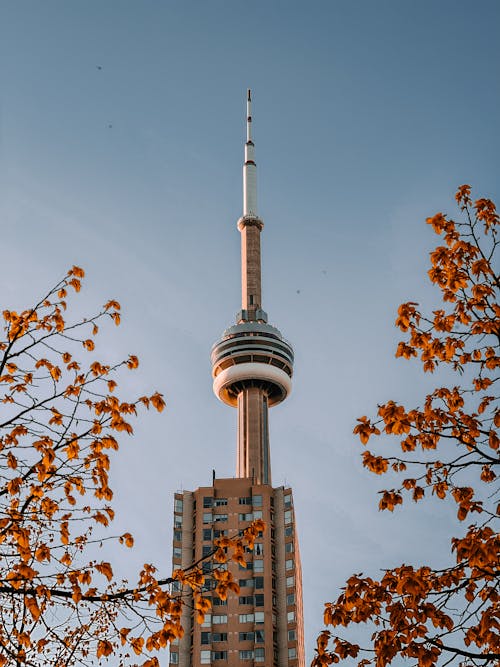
<box><xmin>211</xmin><ymin>90</ymin><xmax>294</xmax><ymax>486</ymax></box>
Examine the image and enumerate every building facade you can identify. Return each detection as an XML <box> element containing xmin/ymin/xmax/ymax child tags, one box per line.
<box><xmin>170</xmin><ymin>92</ymin><xmax>305</xmax><ymax>667</ymax></box>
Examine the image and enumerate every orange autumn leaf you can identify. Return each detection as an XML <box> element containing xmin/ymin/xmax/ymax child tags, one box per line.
<box><xmin>130</xmin><ymin>636</ymin><xmax>144</xmax><ymax>655</ymax></box>
<box><xmin>96</xmin><ymin>640</ymin><xmax>114</xmax><ymax>658</ymax></box>
<box><xmin>127</xmin><ymin>354</ymin><xmax>139</xmax><ymax>369</ymax></box>
<box><xmin>150</xmin><ymin>392</ymin><xmax>166</xmax><ymax>412</ymax></box>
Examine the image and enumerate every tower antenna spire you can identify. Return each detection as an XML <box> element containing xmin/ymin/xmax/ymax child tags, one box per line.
<box><xmin>243</xmin><ymin>88</ymin><xmax>257</xmax><ymax>217</ymax></box>
<box><xmin>247</xmin><ymin>88</ymin><xmax>252</xmax><ymax>142</ymax></box>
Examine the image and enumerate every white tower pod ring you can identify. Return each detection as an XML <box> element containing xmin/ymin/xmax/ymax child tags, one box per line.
<box><xmin>213</xmin><ymin>362</ymin><xmax>292</xmax><ymax>407</ymax></box>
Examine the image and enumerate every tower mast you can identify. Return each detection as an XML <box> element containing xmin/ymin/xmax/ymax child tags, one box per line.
<box><xmin>211</xmin><ymin>91</ymin><xmax>294</xmax><ymax>485</ymax></box>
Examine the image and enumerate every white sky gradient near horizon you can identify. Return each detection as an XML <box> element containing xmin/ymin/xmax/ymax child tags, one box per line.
<box><xmin>1</xmin><ymin>1</ymin><xmax>499</xmax><ymax>664</ymax></box>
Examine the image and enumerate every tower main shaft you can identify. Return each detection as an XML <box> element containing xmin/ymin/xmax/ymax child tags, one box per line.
<box><xmin>211</xmin><ymin>90</ymin><xmax>294</xmax><ymax>485</ymax></box>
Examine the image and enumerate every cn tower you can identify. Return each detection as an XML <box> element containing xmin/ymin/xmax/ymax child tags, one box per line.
<box><xmin>211</xmin><ymin>89</ymin><xmax>294</xmax><ymax>486</ymax></box>
<box><xmin>171</xmin><ymin>92</ymin><xmax>304</xmax><ymax>667</ymax></box>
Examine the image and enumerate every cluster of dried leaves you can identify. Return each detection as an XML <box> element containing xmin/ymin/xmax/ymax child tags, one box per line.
<box><xmin>314</xmin><ymin>187</ymin><xmax>499</xmax><ymax>667</ymax></box>
<box><xmin>0</xmin><ymin>267</ymin><xmax>260</xmax><ymax>665</ymax></box>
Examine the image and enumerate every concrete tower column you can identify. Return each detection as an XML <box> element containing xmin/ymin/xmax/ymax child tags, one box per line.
<box><xmin>237</xmin><ymin>387</ymin><xmax>271</xmax><ymax>485</ymax></box>
<box><xmin>238</xmin><ymin>217</ymin><xmax>263</xmax><ymax>319</ymax></box>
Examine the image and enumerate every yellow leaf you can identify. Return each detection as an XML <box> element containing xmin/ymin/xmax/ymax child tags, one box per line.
<box><xmin>96</xmin><ymin>640</ymin><xmax>114</xmax><ymax>658</ymax></box>
<box><xmin>69</xmin><ymin>265</ymin><xmax>85</xmax><ymax>278</ymax></box>
<box><xmin>130</xmin><ymin>636</ymin><xmax>144</xmax><ymax>656</ymax></box>
<box><xmin>150</xmin><ymin>392</ymin><xmax>165</xmax><ymax>412</ymax></box>
<box><xmin>127</xmin><ymin>355</ymin><xmax>139</xmax><ymax>369</ymax></box>
<box><xmin>25</xmin><ymin>597</ymin><xmax>41</xmax><ymax>621</ymax></box>
<box><xmin>95</xmin><ymin>561</ymin><xmax>114</xmax><ymax>581</ymax></box>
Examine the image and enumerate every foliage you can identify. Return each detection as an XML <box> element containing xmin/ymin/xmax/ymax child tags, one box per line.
<box><xmin>0</xmin><ymin>268</ymin><xmax>257</xmax><ymax>666</ymax></box>
<box><xmin>314</xmin><ymin>187</ymin><xmax>499</xmax><ymax>667</ymax></box>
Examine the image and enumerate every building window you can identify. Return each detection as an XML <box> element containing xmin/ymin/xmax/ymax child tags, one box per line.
<box><xmin>214</xmin><ymin>528</ymin><xmax>228</xmax><ymax>538</ymax></box>
<box><xmin>202</xmin><ymin>614</ymin><xmax>211</xmax><ymax>627</ymax></box>
<box><xmin>214</xmin><ymin>514</ymin><xmax>227</xmax><ymax>522</ymax></box>
<box><xmin>212</xmin><ymin>651</ymin><xmax>228</xmax><ymax>661</ymax></box>
<box><xmin>173</xmin><ymin>529</ymin><xmax>182</xmax><ymax>542</ymax></box>
<box><xmin>288</xmin><ymin>647</ymin><xmax>297</xmax><ymax>659</ymax></box>
<box><xmin>253</xmin><ymin>560</ymin><xmax>263</xmax><ymax>573</ymax></box>
<box><xmin>169</xmin><ymin>651</ymin><xmax>179</xmax><ymax>664</ymax></box>
<box><xmin>255</xmin><ymin>630</ymin><xmax>265</xmax><ymax>643</ymax></box>
<box><xmin>253</xmin><ymin>510</ymin><xmax>263</xmax><ymax>519</ymax></box>
<box><xmin>174</xmin><ymin>498</ymin><xmax>183</xmax><ymax>513</ymax></box>
<box><xmin>254</xmin><ymin>576</ymin><xmax>264</xmax><ymax>589</ymax></box>
<box><xmin>288</xmin><ymin>629</ymin><xmax>297</xmax><ymax>641</ymax></box>
<box><xmin>287</xmin><ymin>611</ymin><xmax>295</xmax><ymax>623</ymax></box>
<box><xmin>202</xmin><ymin>545</ymin><xmax>212</xmax><ymax>557</ymax></box>
<box><xmin>238</xmin><ymin>512</ymin><xmax>253</xmax><ymax>522</ymax></box>
<box><xmin>239</xmin><ymin>561</ymin><xmax>253</xmax><ymax>571</ymax></box>
<box><xmin>239</xmin><ymin>613</ymin><xmax>254</xmax><ymax>623</ymax></box>
<box><xmin>212</xmin><ymin>614</ymin><xmax>227</xmax><ymax>624</ymax></box>
<box><xmin>173</xmin><ymin>547</ymin><xmax>182</xmax><ymax>560</ymax></box>
<box><xmin>239</xmin><ymin>631</ymin><xmax>254</xmax><ymax>641</ymax></box>
<box><xmin>239</xmin><ymin>650</ymin><xmax>254</xmax><ymax>660</ymax></box>
<box><xmin>203</xmin><ymin>528</ymin><xmax>212</xmax><ymax>541</ymax></box>
<box><xmin>255</xmin><ymin>611</ymin><xmax>264</xmax><ymax>624</ymax></box>
<box><xmin>252</xmin><ymin>495</ymin><xmax>262</xmax><ymax>506</ymax></box>
<box><xmin>202</xmin><ymin>579</ymin><xmax>214</xmax><ymax>592</ymax></box>
<box><xmin>239</xmin><ymin>596</ymin><xmax>253</xmax><ymax>605</ymax></box>
<box><xmin>212</xmin><ymin>597</ymin><xmax>227</xmax><ymax>606</ymax></box>
<box><xmin>286</xmin><ymin>575</ymin><xmax>295</xmax><ymax>587</ymax></box>
<box><xmin>287</xmin><ymin>593</ymin><xmax>295</xmax><ymax>605</ymax></box>
<box><xmin>201</xmin><ymin>632</ymin><xmax>211</xmax><ymax>645</ymax></box>
<box><xmin>203</xmin><ymin>497</ymin><xmax>213</xmax><ymax>508</ymax></box>
<box><xmin>203</xmin><ymin>512</ymin><xmax>212</xmax><ymax>523</ymax></box>
<box><xmin>285</xmin><ymin>526</ymin><xmax>293</xmax><ymax>537</ymax></box>
<box><xmin>286</xmin><ymin>559</ymin><xmax>293</xmax><ymax>570</ymax></box>
<box><xmin>284</xmin><ymin>495</ymin><xmax>292</xmax><ymax>508</ymax></box>
<box><xmin>213</xmin><ymin>632</ymin><xmax>227</xmax><ymax>642</ymax></box>
<box><xmin>285</xmin><ymin>542</ymin><xmax>294</xmax><ymax>553</ymax></box>
<box><xmin>255</xmin><ymin>647</ymin><xmax>265</xmax><ymax>662</ymax></box>
<box><xmin>174</xmin><ymin>517</ymin><xmax>182</xmax><ymax>529</ymax></box>
<box><xmin>254</xmin><ymin>543</ymin><xmax>263</xmax><ymax>555</ymax></box>
<box><xmin>255</xmin><ymin>594</ymin><xmax>264</xmax><ymax>607</ymax></box>
<box><xmin>200</xmin><ymin>650</ymin><xmax>211</xmax><ymax>664</ymax></box>
<box><xmin>284</xmin><ymin>510</ymin><xmax>292</xmax><ymax>524</ymax></box>
<box><xmin>239</xmin><ymin>497</ymin><xmax>252</xmax><ymax>505</ymax></box>
<box><xmin>214</xmin><ymin>498</ymin><xmax>227</xmax><ymax>506</ymax></box>
<box><xmin>239</xmin><ymin>578</ymin><xmax>254</xmax><ymax>588</ymax></box>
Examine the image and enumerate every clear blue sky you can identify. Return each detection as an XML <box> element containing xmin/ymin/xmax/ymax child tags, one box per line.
<box><xmin>1</xmin><ymin>1</ymin><xmax>499</xmax><ymax>662</ymax></box>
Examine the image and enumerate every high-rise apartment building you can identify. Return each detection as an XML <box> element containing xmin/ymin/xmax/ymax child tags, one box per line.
<box><xmin>170</xmin><ymin>92</ymin><xmax>305</xmax><ymax>667</ymax></box>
